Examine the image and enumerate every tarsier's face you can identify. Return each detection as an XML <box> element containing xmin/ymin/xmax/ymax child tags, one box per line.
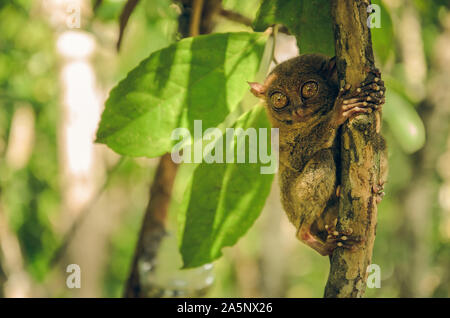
<box><xmin>251</xmin><ymin>54</ymin><xmax>339</xmax><ymax>127</ymax></box>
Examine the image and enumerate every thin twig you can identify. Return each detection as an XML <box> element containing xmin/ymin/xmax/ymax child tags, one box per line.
<box><xmin>117</xmin><ymin>0</ymin><xmax>140</xmax><ymax>51</ymax></box>
<box><xmin>271</xmin><ymin>25</ymin><xmax>279</xmax><ymax>65</ymax></box>
<box><xmin>219</xmin><ymin>8</ymin><xmax>252</xmax><ymax>27</ymax></box>
<box><xmin>189</xmin><ymin>0</ymin><xmax>204</xmax><ymax>37</ymax></box>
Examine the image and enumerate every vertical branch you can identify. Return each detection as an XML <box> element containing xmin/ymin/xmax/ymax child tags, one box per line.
<box><xmin>124</xmin><ymin>154</ymin><xmax>178</xmax><ymax>297</ymax></box>
<box><xmin>189</xmin><ymin>0</ymin><xmax>204</xmax><ymax>37</ymax></box>
<box><xmin>325</xmin><ymin>0</ymin><xmax>381</xmax><ymax>297</ymax></box>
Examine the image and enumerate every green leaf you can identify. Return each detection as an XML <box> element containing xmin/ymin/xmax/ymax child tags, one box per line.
<box><xmin>96</xmin><ymin>32</ymin><xmax>267</xmax><ymax>157</ymax></box>
<box><xmin>253</xmin><ymin>0</ymin><xmax>334</xmax><ymax>56</ymax></box>
<box><xmin>383</xmin><ymin>89</ymin><xmax>425</xmax><ymax>154</ymax></box>
<box><xmin>371</xmin><ymin>0</ymin><xmax>394</xmax><ymax>65</ymax></box>
<box><xmin>176</xmin><ymin>105</ymin><xmax>276</xmax><ymax>268</ymax></box>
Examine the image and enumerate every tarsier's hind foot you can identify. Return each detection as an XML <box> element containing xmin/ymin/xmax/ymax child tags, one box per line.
<box><xmin>297</xmin><ymin>227</ymin><xmax>335</xmax><ymax>256</ymax></box>
<box><xmin>333</xmin><ymin>68</ymin><xmax>386</xmax><ymax>126</ymax></box>
<box><xmin>324</xmin><ymin>223</ymin><xmax>363</xmax><ymax>252</ymax></box>
<box><xmin>298</xmin><ymin>223</ymin><xmax>364</xmax><ymax>256</ymax></box>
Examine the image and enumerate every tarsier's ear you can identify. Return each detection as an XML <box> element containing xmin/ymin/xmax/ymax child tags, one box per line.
<box><xmin>323</xmin><ymin>56</ymin><xmax>338</xmax><ymax>85</ymax></box>
<box><xmin>248</xmin><ymin>81</ymin><xmax>266</xmax><ymax>99</ymax></box>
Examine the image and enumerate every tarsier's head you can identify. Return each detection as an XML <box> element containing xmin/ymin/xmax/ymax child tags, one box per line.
<box><xmin>250</xmin><ymin>54</ymin><xmax>339</xmax><ymax>127</ymax></box>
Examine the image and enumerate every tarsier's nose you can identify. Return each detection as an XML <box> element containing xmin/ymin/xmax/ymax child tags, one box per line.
<box><xmin>291</xmin><ymin>95</ymin><xmax>304</xmax><ymax>110</ymax></box>
<box><xmin>292</xmin><ymin>106</ymin><xmax>304</xmax><ymax>119</ymax></box>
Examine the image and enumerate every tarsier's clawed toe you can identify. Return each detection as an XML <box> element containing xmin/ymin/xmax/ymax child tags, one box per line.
<box><xmin>372</xmin><ymin>181</ymin><xmax>386</xmax><ymax>204</ymax></box>
<box><xmin>347</xmin><ymin>80</ymin><xmax>384</xmax><ymax>105</ymax></box>
<box><xmin>358</xmin><ymin>68</ymin><xmax>386</xmax><ymax>108</ymax></box>
<box><xmin>336</xmin><ymin>77</ymin><xmax>386</xmax><ymax>124</ymax></box>
<box><xmin>356</xmin><ymin>81</ymin><xmax>385</xmax><ymax>108</ymax></box>
<box><xmin>324</xmin><ymin>224</ymin><xmax>362</xmax><ymax>252</ymax></box>
<box><xmin>334</xmin><ymin>75</ymin><xmax>385</xmax><ymax>126</ymax></box>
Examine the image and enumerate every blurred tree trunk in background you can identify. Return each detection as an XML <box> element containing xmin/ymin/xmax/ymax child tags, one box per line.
<box><xmin>124</xmin><ymin>0</ymin><xmax>221</xmax><ymax>297</ymax></box>
<box><xmin>432</xmin><ymin>15</ymin><xmax>450</xmax><ymax>296</ymax></box>
<box><xmin>0</xmin><ymin>255</ymin><xmax>5</xmax><ymax>297</ymax></box>
<box><xmin>395</xmin><ymin>3</ymin><xmax>430</xmax><ymax>297</ymax></box>
<box><xmin>0</xmin><ymin>202</ymin><xmax>31</xmax><ymax>297</ymax></box>
<box><xmin>395</xmin><ymin>4</ymin><xmax>450</xmax><ymax>297</ymax></box>
<box><xmin>260</xmin><ymin>178</ymin><xmax>289</xmax><ymax>297</ymax></box>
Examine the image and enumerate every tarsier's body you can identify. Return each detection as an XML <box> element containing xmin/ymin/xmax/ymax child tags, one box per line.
<box><xmin>250</xmin><ymin>54</ymin><xmax>387</xmax><ymax>256</ymax></box>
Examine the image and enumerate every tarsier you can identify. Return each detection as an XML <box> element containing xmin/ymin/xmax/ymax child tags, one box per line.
<box><xmin>250</xmin><ymin>54</ymin><xmax>387</xmax><ymax>256</ymax></box>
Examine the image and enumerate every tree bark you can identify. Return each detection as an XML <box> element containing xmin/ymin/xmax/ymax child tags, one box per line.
<box><xmin>324</xmin><ymin>0</ymin><xmax>382</xmax><ymax>298</ymax></box>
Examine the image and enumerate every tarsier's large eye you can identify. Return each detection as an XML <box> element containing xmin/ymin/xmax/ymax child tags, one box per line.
<box><xmin>301</xmin><ymin>81</ymin><xmax>318</xmax><ymax>98</ymax></box>
<box><xmin>270</xmin><ymin>92</ymin><xmax>288</xmax><ymax>109</ymax></box>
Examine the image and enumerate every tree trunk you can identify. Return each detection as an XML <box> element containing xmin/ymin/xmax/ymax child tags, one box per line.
<box><xmin>324</xmin><ymin>0</ymin><xmax>382</xmax><ymax>298</ymax></box>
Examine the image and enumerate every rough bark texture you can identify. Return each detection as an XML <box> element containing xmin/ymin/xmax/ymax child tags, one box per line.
<box><xmin>324</xmin><ymin>0</ymin><xmax>381</xmax><ymax>298</ymax></box>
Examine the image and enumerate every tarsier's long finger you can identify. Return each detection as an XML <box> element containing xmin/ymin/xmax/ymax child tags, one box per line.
<box><xmin>338</xmin><ymin>83</ymin><xmax>352</xmax><ymax>97</ymax></box>
<box><xmin>343</xmin><ymin>95</ymin><xmax>382</xmax><ymax>105</ymax></box>
<box><xmin>343</xmin><ymin>101</ymin><xmax>375</xmax><ymax>111</ymax></box>
<box><xmin>342</xmin><ymin>106</ymin><xmax>373</xmax><ymax>118</ymax></box>
<box><xmin>341</xmin><ymin>83</ymin><xmax>384</xmax><ymax>101</ymax></box>
<box><xmin>364</xmin><ymin>95</ymin><xmax>385</xmax><ymax>106</ymax></box>
<box><xmin>368</xmin><ymin>91</ymin><xmax>385</xmax><ymax>101</ymax></box>
<box><xmin>356</xmin><ymin>80</ymin><xmax>385</xmax><ymax>94</ymax></box>
<box><xmin>344</xmin><ymin>95</ymin><xmax>385</xmax><ymax>107</ymax></box>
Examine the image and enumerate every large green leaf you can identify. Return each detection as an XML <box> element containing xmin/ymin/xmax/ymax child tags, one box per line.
<box><xmin>371</xmin><ymin>0</ymin><xmax>394</xmax><ymax>65</ymax></box>
<box><xmin>383</xmin><ymin>89</ymin><xmax>425</xmax><ymax>154</ymax></box>
<box><xmin>176</xmin><ymin>105</ymin><xmax>276</xmax><ymax>268</ymax></box>
<box><xmin>253</xmin><ymin>0</ymin><xmax>334</xmax><ymax>56</ymax></box>
<box><xmin>96</xmin><ymin>32</ymin><xmax>267</xmax><ymax>157</ymax></box>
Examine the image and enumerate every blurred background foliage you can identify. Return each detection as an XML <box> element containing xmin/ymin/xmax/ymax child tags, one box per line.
<box><xmin>0</xmin><ymin>0</ymin><xmax>449</xmax><ymax>298</ymax></box>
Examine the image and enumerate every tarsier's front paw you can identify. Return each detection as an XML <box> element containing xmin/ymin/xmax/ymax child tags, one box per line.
<box><xmin>333</xmin><ymin>68</ymin><xmax>386</xmax><ymax>126</ymax></box>
<box><xmin>324</xmin><ymin>223</ymin><xmax>363</xmax><ymax>252</ymax></box>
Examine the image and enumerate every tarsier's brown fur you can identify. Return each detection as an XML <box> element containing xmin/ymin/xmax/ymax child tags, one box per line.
<box><xmin>250</xmin><ymin>54</ymin><xmax>387</xmax><ymax>256</ymax></box>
